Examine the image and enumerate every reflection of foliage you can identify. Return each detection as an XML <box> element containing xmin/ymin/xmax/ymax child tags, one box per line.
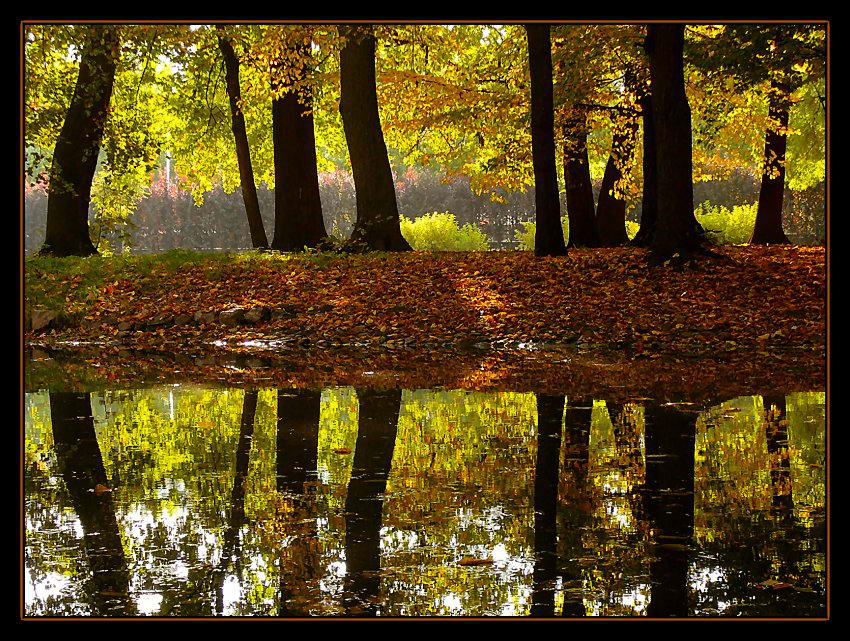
<box><xmin>25</xmin><ymin>386</ymin><xmax>825</xmax><ymax>617</ymax></box>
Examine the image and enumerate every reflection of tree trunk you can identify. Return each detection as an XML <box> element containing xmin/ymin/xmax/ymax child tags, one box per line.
<box><xmin>215</xmin><ymin>390</ymin><xmax>258</xmax><ymax>615</ymax></box>
<box><xmin>562</xmin><ymin>116</ymin><xmax>599</xmax><ymax>248</ymax></box>
<box><xmin>643</xmin><ymin>402</ymin><xmax>696</xmax><ymax>618</ymax></box>
<box><xmin>763</xmin><ymin>395</ymin><xmax>793</xmax><ymax>519</ymax></box>
<box><xmin>343</xmin><ymin>389</ymin><xmax>402</xmax><ymax>616</ymax></box>
<box><xmin>216</xmin><ymin>29</ymin><xmax>269</xmax><ymax>249</ymax></box>
<box><xmin>276</xmin><ymin>389</ymin><xmax>322</xmax><ymax>494</ymax></box>
<box><xmin>271</xmin><ymin>40</ymin><xmax>328</xmax><ymax>252</ymax></box>
<box><xmin>559</xmin><ymin>397</ymin><xmax>592</xmax><ymax>617</ymax></box>
<box><xmin>40</xmin><ymin>26</ymin><xmax>119</xmax><ymax>257</ymax></box>
<box><xmin>49</xmin><ymin>392</ymin><xmax>134</xmax><ymax>616</ymax></box>
<box><xmin>530</xmin><ymin>394</ymin><xmax>564</xmax><ymax>617</ymax></box>
<box><xmin>750</xmin><ymin>80</ymin><xmax>791</xmax><ymax>245</ymax></box>
<box><xmin>276</xmin><ymin>389</ymin><xmax>322</xmax><ymax>617</ymax></box>
<box><xmin>338</xmin><ymin>25</ymin><xmax>411</xmax><ymax>252</ymax></box>
<box><xmin>525</xmin><ymin>24</ymin><xmax>567</xmax><ymax>257</ymax></box>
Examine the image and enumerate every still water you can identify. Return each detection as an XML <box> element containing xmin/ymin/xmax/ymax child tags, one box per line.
<box><xmin>24</xmin><ymin>386</ymin><xmax>826</xmax><ymax>617</ymax></box>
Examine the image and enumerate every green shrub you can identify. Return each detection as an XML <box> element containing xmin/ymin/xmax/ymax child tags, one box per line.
<box><xmin>694</xmin><ymin>202</ymin><xmax>757</xmax><ymax>245</ymax></box>
<box><xmin>400</xmin><ymin>212</ymin><xmax>489</xmax><ymax>251</ymax></box>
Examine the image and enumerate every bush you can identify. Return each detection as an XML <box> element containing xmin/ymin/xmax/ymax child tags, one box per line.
<box><xmin>514</xmin><ymin>218</ymin><xmax>569</xmax><ymax>250</ymax></box>
<box><xmin>400</xmin><ymin>212</ymin><xmax>489</xmax><ymax>251</ymax></box>
<box><xmin>694</xmin><ymin>201</ymin><xmax>757</xmax><ymax>245</ymax></box>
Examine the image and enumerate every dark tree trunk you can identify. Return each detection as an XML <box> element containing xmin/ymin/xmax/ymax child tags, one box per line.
<box><xmin>216</xmin><ymin>29</ymin><xmax>269</xmax><ymax>249</ymax></box>
<box><xmin>560</xmin><ymin>396</ymin><xmax>592</xmax><ymax>617</ymax></box>
<box><xmin>275</xmin><ymin>388</ymin><xmax>321</xmax><ymax>617</ymax></box>
<box><xmin>525</xmin><ymin>24</ymin><xmax>567</xmax><ymax>257</ymax></box>
<box><xmin>40</xmin><ymin>26</ymin><xmax>120</xmax><ymax>257</ymax></box>
<box><xmin>338</xmin><ymin>26</ymin><xmax>411</xmax><ymax>252</ymax></box>
<box><xmin>271</xmin><ymin>41</ymin><xmax>328</xmax><ymax>252</ymax></box>
<box><xmin>751</xmin><ymin>80</ymin><xmax>791</xmax><ymax>245</ymax></box>
<box><xmin>562</xmin><ymin>116</ymin><xmax>599</xmax><ymax>248</ymax></box>
<box><xmin>596</xmin><ymin>117</ymin><xmax>638</xmax><ymax>246</ymax></box>
<box><xmin>643</xmin><ymin>402</ymin><xmax>696</xmax><ymax>618</ymax></box>
<box><xmin>645</xmin><ymin>25</ymin><xmax>704</xmax><ymax>257</ymax></box>
<box><xmin>276</xmin><ymin>389</ymin><xmax>321</xmax><ymax>495</ymax></box>
<box><xmin>49</xmin><ymin>392</ymin><xmax>134</xmax><ymax>616</ymax></box>
<box><xmin>215</xmin><ymin>389</ymin><xmax>258</xmax><ymax>615</ymax></box>
<box><xmin>631</xmin><ymin>90</ymin><xmax>657</xmax><ymax>247</ymax></box>
<box><xmin>530</xmin><ymin>394</ymin><xmax>564</xmax><ymax>617</ymax></box>
<box><xmin>343</xmin><ymin>389</ymin><xmax>401</xmax><ymax>616</ymax></box>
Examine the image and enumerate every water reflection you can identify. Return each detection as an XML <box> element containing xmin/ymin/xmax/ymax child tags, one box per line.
<box><xmin>24</xmin><ymin>387</ymin><xmax>826</xmax><ymax>618</ymax></box>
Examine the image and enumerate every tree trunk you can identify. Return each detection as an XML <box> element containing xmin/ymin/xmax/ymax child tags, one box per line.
<box><xmin>40</xmin><ymin>26</ymin><xmax>120</xmax><ymax>257</ymax></box>
<box><xmin>751</xmin><ymin>80</ymin><xmax>791</xmax><ymax>244</ymax></box>
<box><xmin>49</xmin><ymin>392</ymin><xmax>135</xmax><ymax>615</ymax></box>
<box><xmin>216</xmin><ymin>29</ymin><xmax>269</xmax><ymax>249</ymax></box>
<box><xmin>338</xmin><ymin>25</ymin><xmax>411</xmax><ymax>252</ymax></box>
<box><xmin>271</xmin><ymin>40</ymin><xmax>328</xmax><ymax>251</ymax></box>
<box><xmin>631</xmin><ymin>90</ymin><xmax>658</xmax><ymax>247</ymax></box>
<box><xmin>596</xmin><ymin>116</ymin><xmax>638</xmax><ymax>246</ymax></box>
<box><xmin>530</xmin><ymin>394</ymin><xmax>564</xmax><ymax>617</ymax></box>
<box><xmin>646</xmin><ymin>25</ymin><xmax>704</xmax><ymax>258</ymax></box>
<box><xmin>562</xmin><ymin>115</ymin><xmax>599</xmax><ymax>248</ymax></box>
<box><xmin>525</xmin><ymin>24</ymin><xmax>567</xmax><ymax>257</ymax></box>
<box><xmin>343</xmin><ymin>389</ymin><xmax>401</xmax><ymax>616</ymax></box>
<box><xmin>276</xmin><ymin>389</ymin><xmax>321</xmax><ymax>494</ymax></box>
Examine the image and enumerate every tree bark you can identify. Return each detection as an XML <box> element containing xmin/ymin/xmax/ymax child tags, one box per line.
<box><xmin>216</xmin><ymin>29</ymin><xmax>269</xmax><ymax>249</ymax></box>
<box><xmin>525</xmin><ymin>24</ymin><xmax>567</xmax><ymax>257</ymax></box>
<box><xmin>562</xmin><ymin>115</ymin><xmax>599</xmax><ymax>248</ymax></box>
<box><xmin>271</xmin><ymin>39</ymin><xmax>328</xmax><ymax>251</ymax></box>
<box><xmin>645</xmin><ymin>25</ymin><xmax>704</xmax><ymax>257</ymax></box>
<box><xmin>338</xmin><ymin>25</ymin><xmax>411</xmax><ymax>252</ymax></box>
<box><xmin>343</xmin><ymin>389</ymin><xmax>401</xmax><ymax>616</ymax></box>
<box><xmin>596</xmin><ymin>117</ymin><xmax>638</xmax><ymax>246</ymax></box>
<box><xmin>40</xmin><ymin>26</ymin><xmax>120</xmax><ymax>257</ymax></box>
<box><xmin>751</xmin><ymin>80</ymin><xmax>791</xmax><ymax>244</ymax></box>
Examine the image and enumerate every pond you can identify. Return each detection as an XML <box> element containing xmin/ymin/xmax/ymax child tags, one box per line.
<box><xmin>24</xmin><ymin>384</ymin><xmax>826</xmax><ymax>618</ymax></box>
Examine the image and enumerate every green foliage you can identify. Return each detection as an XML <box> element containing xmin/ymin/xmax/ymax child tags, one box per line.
<box><xmin>514</xmin><ymin>217</ymin><xmax>568</xmax><ymax>250</ymax></box>
<box><xmin>694</xmin><ymin>201</ymin><xmax>758</xmax><ymax>245</ymax></box>
<box><xmin>400</xmin><ymin>212</ymin><xmax>489</xmax><ymax>251</ymax></box>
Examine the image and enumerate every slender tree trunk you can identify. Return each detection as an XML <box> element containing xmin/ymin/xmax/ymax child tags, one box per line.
<box><xmin>646</xmin><ymin>25</ymin><xmax>704</xmax><ymax>258</ymax></box>
<box><xmin>596</xmin><ymin>116</ymin><xmax>638</xmax><ymax>246</ymax></box>
<box><xmin>643</xmin><ymin>402</ymin><xmax>696</xmax><ymax>617</ymax></box>
<box><xmin>49</xmin><ymin>392</ymin><xmax>135</xmax><ymax>615</ymax></box>
<box><xmin>751</xmin><ymin>80</ymin><xmax>791</xmax><ymax>244</ymax></box>
<box><xmin>216</xmin><ymin>29</ymin><xmax>269</xmax><ymax>249</ymax></box>
<box><xmin>40</xmin><ymin>26</ymin><xmax>120</xmax><ymax>257</ymax></box>
<box><xmin>530</xmin><ymin>394</ymin><xmax>564</xmax><ymax>617</ymax></box>
<box><xmin>563</xmin><ymin>115</ymin><xmax>599</xmax><ymax>248</ymax></box>
<box><xmin>631</xmin><ymin>89</ymin><xmax>658</xmax><ymax>247</ymax></box>
<box><xmin>343</xmin><ymin>389</ymin><xmax>401</xmax><ymax>616</ymax></box>
<box><xmin>271</xmin><ymin>40</ymin><xmax>328</xmax><ymax>252</ymax></box>
<box><xmin>338</xmin><ymin>25</ymin><xmax>410</xmax><ymax>252</ymax></box>
<box><xmin>525</xmin><ymin>24</ymin><xmax>567</xmax><ymax>257</ymax></box>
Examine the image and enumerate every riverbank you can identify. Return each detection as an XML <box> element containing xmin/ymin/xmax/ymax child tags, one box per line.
<box><xmin>24</xmin><ymin>246</ymin><xmax>825</xmax><ymax>399</ymax></box>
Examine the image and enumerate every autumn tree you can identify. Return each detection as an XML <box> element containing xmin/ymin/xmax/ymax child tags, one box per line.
<box><xmin>525</xmin><ymin>24</ymin><xmax>567</xmax><ymax>257</ymax></box>
<box><xmin>269</xmin><ymin>27</ymin><xmax>328</xmax><ymax>251</ymax></box>
<box><xmin>216</xmin><ymin>27</ymin><xmax>269</xmax><ymax>249</ymax></box>
<box><xmin>39</xmin><ymin>26</ymin><xmax>120</xmax><ymax>256</ymax></box>
<box><xmin>338</xmin><ymin>25</ymin><xmax>411</xmax><ymax>252</ymax></box>
<box><xmin>644</xmin><ymin>24</ymin><xmax>705</xmax><ymax>258</ymax></box>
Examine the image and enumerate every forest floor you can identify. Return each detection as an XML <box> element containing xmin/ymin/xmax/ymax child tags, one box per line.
<box><xmin>24</xmin><ymin>246</ymin><xmax>826</xmax><ymax>401</ymax></box>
